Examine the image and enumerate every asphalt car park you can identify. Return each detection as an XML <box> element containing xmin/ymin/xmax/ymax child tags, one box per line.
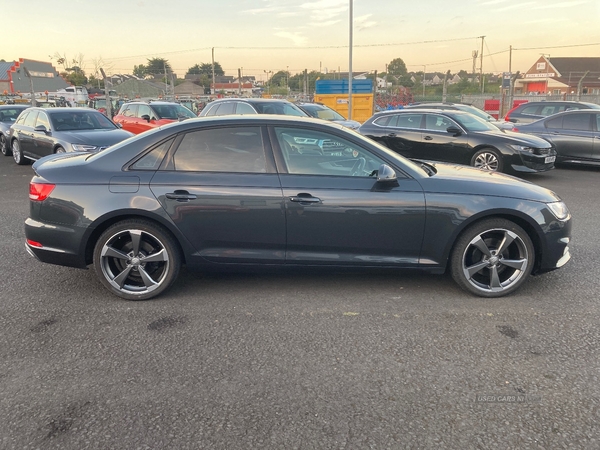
<box><xmin>1</xmin><ymin>153</ymin><xmax>599</xmax><ymax>448</ymax></box>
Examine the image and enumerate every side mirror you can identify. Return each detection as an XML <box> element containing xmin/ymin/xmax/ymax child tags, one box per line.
<box><xmin>446</xmin><ymin>126</ymin><xmax>462</xmax><ymax>136</ymax></box>
<box><xmin>141</xmin><ymin>114</ymin><xmax>151</xmax><ymax>122</ymax></box>
<box><xmin>34</xmin><ymin>124</ymin><xmax>48</xmax><ymax>134</ymax></box>
<box><xmin>376</xmin><ymin>164</ymin><xmax>397</xmax><ymax>183</ymax></box>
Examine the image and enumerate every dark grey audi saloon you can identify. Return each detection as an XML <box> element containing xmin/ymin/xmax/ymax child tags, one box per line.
<box><xmin>25</xmin><ymin>115</ymin><xmax>572</xmax><ymax>300</ymax></box>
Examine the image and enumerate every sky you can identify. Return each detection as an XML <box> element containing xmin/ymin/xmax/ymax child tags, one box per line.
<box><xmin>3</xmin><ymin>0</ymin><xmax>600</xmax><ymax>80</ymax></box>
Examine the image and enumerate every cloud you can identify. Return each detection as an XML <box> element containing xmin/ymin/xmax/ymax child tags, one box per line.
<box><xmin>274</xmin><ymin>31</ymin><xmax>309</xmax><ymax>46</ymax></box>
<box><xmin>532</xmin><ymin>0</ymin><xmax>589</xmax><ymax>8</ymax></box>
<box><xmin>493</xmin><ymin>1</ymin><xmax>536</xmax><ymax>11</ymax></box>
<box><xmin>355</xmin><ymin>14</ymin><xmax>376</xmax><ymax>30</ymax></box>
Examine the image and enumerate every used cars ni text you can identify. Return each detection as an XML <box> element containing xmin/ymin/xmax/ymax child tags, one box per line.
<box><xmin>25</xmin><ymin>116</ymin><xmax>571</xmax><ymax>300</ymax></box>
<box><xmin>359</xmin><ymin>109</ymin><xmax>556</xmax><ymax>173</ymax></box>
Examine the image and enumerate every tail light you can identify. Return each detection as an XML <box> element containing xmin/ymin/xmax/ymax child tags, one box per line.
<box><xmin>29</xmin><ymin>183</ymin><xmax>55</xmax><ymax>201</ymax></box>
<box><xmin>512</xmin><ymin>127</ymin><xmax>520</xmax><ymax>132</ymax></box>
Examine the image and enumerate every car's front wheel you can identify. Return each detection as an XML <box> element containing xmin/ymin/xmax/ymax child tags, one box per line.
<box><xmin>11</xmin><ymin>140</ymin><xmax>28</xmax><ymax>165</ymax></box>
<box><xmin>471</xmin><ymin>148</ymin><xmax>502</xmax><ymax>172</ymax></box>
<box><xmin>0</xmin><ymin>135</ymin><xmax>10</xmax><ymax>156</ymax></box>
<box><xmin>450</xmin><ymin>218</ymin><xmax>535</xmax><ymax>297</ymax></box>
<box><xmin>93</xmin><ymin>220</ymin><xmax>182</xmax><ymax>300</ymax></box>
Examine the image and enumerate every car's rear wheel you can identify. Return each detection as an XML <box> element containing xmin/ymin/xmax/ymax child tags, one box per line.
<box><xmin>93</xmin><ymin>220</ymin><xmax>181</xmax><ymax>300</ymax></box>
<box><xmin>1</xmin><ymin>135</ymin><xmax>10</xmax><ymax>156</ymax></box>
<box><xmin>471</xmin><ymin>148</ymin><xmax>502</xmax><ymax>172</ymax></box>
<box><xmin>450</xmin><ymin>218</ymin><xmax>534</xmax><ymax>298</ymax></box>
<box><xmin>55</xmin><ymin>146</ymin><xmax>65</xmax><ymax>153</ymax></box>
<box><xmin>11</xmin><ymin>140</ymin><xmax>28</xmax><ymax>165</ymax></box>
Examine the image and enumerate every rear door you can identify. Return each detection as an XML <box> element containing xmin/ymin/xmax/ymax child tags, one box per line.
<box><xmin>150</xmin><ymin>125</ymin><xmax>286</xmax><ymax>264</ymax></box>
<box><xmin>368</xmin><ymin>112</ymin><xmax>424</xmax><ymax>158</ymax></box>
<box><xmin>543</xmin><ymin>113</ymin><xmax>594</xmax><ymax>161</ymax></box>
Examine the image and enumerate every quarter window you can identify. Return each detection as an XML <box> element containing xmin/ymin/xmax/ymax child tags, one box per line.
<box><xmin>236</xmin><ymin>102</ymin><xmax>257</xmax><ymax>114</ymax></box>
<box><xmin>173</xmin><ymin>126</ymin><xmax>266</xmax><ymax>173</ymax></box>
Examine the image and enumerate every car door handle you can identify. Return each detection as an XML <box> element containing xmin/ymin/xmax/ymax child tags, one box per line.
<box><xmin>166</xmin><ymin>191</ymin><xmax>197</xmax><ymax>201</ymax></box>
<box><xmin>424</xmin><ymin>135</ymin><xmax>433</xmax><ymax>140</ymax></box>
<box><xmin>289</xmin><ymin>194</ymin><xmax>321</xmax><ymax>204</ymax></box>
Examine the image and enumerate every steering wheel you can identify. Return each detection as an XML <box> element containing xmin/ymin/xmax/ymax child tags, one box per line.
<box><xmin>350</xmin><ymin>157</ymin><xmax>366</xmax><ymax>176</ymax></box>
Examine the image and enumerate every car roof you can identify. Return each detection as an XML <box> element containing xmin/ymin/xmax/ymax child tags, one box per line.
<box><xmin>28</xmin><ymin>107</ymin><xmax>103</xmax><ymax>113</ymax></box>
<box><xmin>373</xmin><ymin>108</ymin><xmax>470</xmax><ymax>116</ymax></box>
<box><xmin>209</xmin><ymin>97</ymin><xmax>293</xmax><ymax>103</ymax></box>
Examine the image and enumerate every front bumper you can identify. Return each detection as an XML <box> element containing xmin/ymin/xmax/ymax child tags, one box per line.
<box><xmin>511</xmin><ymin>148</ymin><xmax>557</xmax><ymax>173</ymax></box>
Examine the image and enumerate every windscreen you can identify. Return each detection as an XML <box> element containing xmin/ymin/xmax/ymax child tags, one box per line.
<box><xmin>50</xmin><ymin>111</ymin><xmax>117</xmax><ymax>131</ymax></box>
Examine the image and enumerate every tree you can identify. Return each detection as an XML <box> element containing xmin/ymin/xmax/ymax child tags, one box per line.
<box><xmin>133</xmin><ymin>64</ymin><xmax>147</xmax><ymax>78</ymax></box>
<box><xmin>387</xmin><ymin>58</ymin><xmax>408</xmax><ymax>78</ymax></box>
<box><xmin>145</xmin><ymin>58</ymin><xmax>172</xmax><ymax>77</ymax></box>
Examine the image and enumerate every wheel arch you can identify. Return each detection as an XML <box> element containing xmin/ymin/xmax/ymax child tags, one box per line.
<box><xmin>82</xmin><ymin>210</ymin><xmax>190</xmax><ymax>267</ymax></box>
<box><xmin>442</xmin><ymin>210</ymin><xmax>544</xmax><ymax>274</ymax></box>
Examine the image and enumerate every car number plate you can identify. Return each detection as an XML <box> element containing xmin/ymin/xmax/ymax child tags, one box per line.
<box><xmin>545</xmin><ymin>156</ymin><xmax>556</xmax><ymax>164</ymax></box>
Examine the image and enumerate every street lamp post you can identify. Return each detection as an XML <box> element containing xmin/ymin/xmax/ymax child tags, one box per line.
<box><xmin>263</xmin><ymin>70</ymin><xmax>272</xmax><ymax>95</ymax></box>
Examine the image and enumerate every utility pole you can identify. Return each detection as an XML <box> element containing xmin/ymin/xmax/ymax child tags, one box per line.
<box><xmin>23</xmin><ymin>67</ymin><xmax>36</xmax><ymax>107</ymax></box>
<box><xmin>577</xmin><ymin>71</ymin><xmax>589</xmax><ymax>100</ymax></box>
<box><xmin>348</xmin><ymin>0</ymin><xmax>353</xmax><ymax>120</ymax></box>
<box><xmin>99</xmin><ymin>68</ymin><xmax>112</xmax><ymax>118</ymax></box>
<box><xmin>423</xmin><ymin>65</ymin><xmax>426</xmax><ymax>100</ymax></box>
<box><xmin>211</xmin><ymin>47</ymin><xmax>216</xmax><ymax>95</ymax></box>
<box><xmin>238</xmin><ymin>68</ymin><xmax>242</xmax><ymax>96</ymax></box>
<box><xmin>442</xmin><ymin>70</ymin><xmax>450</xmax><ymax>102</ymax></box>
<box><xmin>479</xmin><ymin>35</ymin><xmax>485</xmax><ymax>94</ymax></box>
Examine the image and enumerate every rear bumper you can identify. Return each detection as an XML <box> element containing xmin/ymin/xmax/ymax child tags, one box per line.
<box><xmin>24</xmin><ymin>218</ymin><xmax>88</xmax><ymax>268</ymax></box>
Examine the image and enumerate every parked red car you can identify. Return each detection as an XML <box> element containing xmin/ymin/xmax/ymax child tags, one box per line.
<box><xmin>112</xmin><ymin>101</ymin><xmax>197</xmax><ymax>134</ymax></box>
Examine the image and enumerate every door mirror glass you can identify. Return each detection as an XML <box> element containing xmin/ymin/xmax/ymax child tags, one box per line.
<box><xmin>376</xmin><ymin>164</ymin><xmax>397</xmax><ymax>183</ymax></box>
<box><xmin>446</xmin><ymin>126</ymin><xmax>462</xmax><ymax>136</ymax></box>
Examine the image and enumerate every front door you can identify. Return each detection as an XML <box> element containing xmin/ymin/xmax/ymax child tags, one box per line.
<box><xmin>272</xmin><ymin>126</ymin><xmax>426</xmax><ymax>266</ymax></box>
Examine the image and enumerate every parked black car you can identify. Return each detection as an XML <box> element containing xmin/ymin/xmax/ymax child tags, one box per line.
<box><xmin>503</xmin><ymin>100</ymin><xmax>600</xmax><ymax>124</ymax></box>
<box><xmin>0</xmin><ymin>104</ymin><xmax>28</xmax><ymax>156</ymax></box>
<box><xmin>199</xmin><ymin>98</ymin><xmax>308</xmax><ymax>117</ymax></box>
<box><xmin>512</xmin><ymin>109</ymin><xmax>600</xmax><ymax>166</ymax></box>
<box><xmin>25</xmin><ymin>115</ymin><xmax>571</xmax><ymax>300</ymax></box>
<box><xmin>8</xmin><ymin>107</ymin><xmax>133</xmax><ymax>165</ymax></box>
<box><xmin>359</xmin><ymin>109</ymin><xmax>556</xmax><ymax>173</ymax></box>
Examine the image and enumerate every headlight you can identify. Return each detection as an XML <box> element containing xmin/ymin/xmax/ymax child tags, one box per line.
<box><xmin>72</xmin><ymin>144</ymin><xmax>99</xmax><ymax>152</ymax></box>
<box><xmin>509</xmin><ymin>144</ymin><xmax>534</xmax><ymax>153</ymax></box>
<box><xmin>547</xmin><ymin>201</ymin><xmax>570</xmax><ymax>220</ymax></box>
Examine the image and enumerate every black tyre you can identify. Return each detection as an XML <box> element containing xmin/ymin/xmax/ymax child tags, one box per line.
<box><xmin>470</xmin><ymin>148</ymin><xmax>502</xmax><ymax>172</ymax></box>
<box><xmin>11</xmin><ymin>139</ymin><xmax>28</xmax><ymax>165</ymax></box>
<box><xmin>1</xmin><ymin>135</ymin><xmax>10</xmax><ymax>156</ymax></box>
<box><xmin>93</xmin><ymin>219</ymin><xmax>182</xmax><ymax>300</ymax></box>
<box><xmin>450</xmin><ymin>218</ymin><xmax>535</xmax><ymax>298</ymax></box>
<box><xmin>55</xmin><ymin>146</ymin><xmax>66</xmax><ymax>153</ymax></box>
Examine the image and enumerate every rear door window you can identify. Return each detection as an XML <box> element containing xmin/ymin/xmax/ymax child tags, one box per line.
<box><xmin>562</xmin><ymin>113</ymin><xmax>591</xmax><ymax>131</ymax></box>
<box><xmin>172</xmin><ymin>126</ymin><xmax>266</xmax><ymax>173</ymax></box>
